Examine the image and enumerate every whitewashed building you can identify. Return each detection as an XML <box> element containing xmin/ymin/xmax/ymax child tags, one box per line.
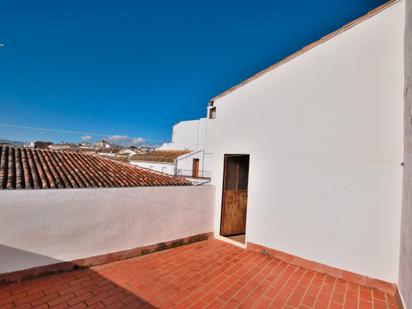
<box><xmin>164</xmin><ymin>0</ymin><xmax>406</xmax><ymax>294</ymax></box>
<box><xmin>159</xmin><ymin>118</ymin><xmax>211</xmax><ymax>178</ymax></box>
<box><xmin>158</xmin><ymin>118</ymin><xmax>208</xmax><ymax>152</ymax></box>
<box><xmin>95</xmin><ymin>139</ymin><xmax>111</xmax><ymax>149</ymax></box>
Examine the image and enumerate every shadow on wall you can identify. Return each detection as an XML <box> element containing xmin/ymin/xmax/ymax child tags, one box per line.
<box><xmin>0</xmin><ymin>244</ymin><xmax>63</xmax><ymax>277</ymax></box>
<box><xmin>0</xmin><ymin>243</ymin><xmax>156</xmax><ymax>307</ymax></box>
<box><xmin>0</xmin><ymin>233</ymin><xmax>210</xmax><ymax>286</ymax></box>
<box><xmin>0</xmin><ymin>233</ymin><xmax>211</xmax><ymax>307</ymax></box>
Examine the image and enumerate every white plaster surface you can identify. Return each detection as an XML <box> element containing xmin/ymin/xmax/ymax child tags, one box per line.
<box><xmin>205</xmin><ymin>1</ymin><xmax>404</xmax><ymax>283</ymax></box>
<box><xmin>0</xmin><ymin>186</ymin><xmax>215</xmax><ymax>274</ymax></box>
<box><xmin>159</xmin><ymin>118</ymin><xmax>209</xmax><ymax>151</ymax></box>
<box><xmin>129</xmin><ymin>161</ymin><xmax>175</xmax><ymax>175</ymax></box>
<box><xmin>175</xmin><ymin>150</ymin><xmax>210</xmax><ymax>178</ymax></box>
<box><xmin>400</xmin><ymin>0</ymin><xmax>412</xmax><ymax>307</ymax></box>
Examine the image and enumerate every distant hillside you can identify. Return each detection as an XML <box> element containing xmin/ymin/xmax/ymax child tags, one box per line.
<box><xmin>0</xmin><ymin>138</ymin><xmax>26</xmax><ymax>146</ymax></box>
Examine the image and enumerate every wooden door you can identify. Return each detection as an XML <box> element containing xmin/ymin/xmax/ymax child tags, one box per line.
<box><xmin>192</xmin><ymin>159</ymin><xmax>199</xmax><ymax>177</ymax></box>
<box><xmin>220</xmin><ymin>155</ymin><xmax>250</xmax><ymax>236</ymax></box>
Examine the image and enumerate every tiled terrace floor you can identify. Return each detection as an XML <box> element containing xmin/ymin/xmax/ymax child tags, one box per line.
<box><xmin>0</xmin><ymin>239</ymin><xmax>399</xmax><ymax>309</ymax></box>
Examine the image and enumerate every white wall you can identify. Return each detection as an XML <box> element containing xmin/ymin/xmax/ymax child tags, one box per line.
<box><xmin>159</xmin><ymin>118</ymin><xmax>209</xmax><ymax>151</ymax></box>
<box><xmin>158</xmin><ymin>118</ymin><xmax>211</xmax><ymax>177</ymax></box>
<box><xmin>0</xmin><ymin>186</ymin><xmax>215</xmax><ymax>274</ymax></box>
<box><xmin>400</xmin><ymin>0</ymin><xmax>412</xmax><ymax>307</ymax></box>
<box><xmin>175</xmin><ymin>150</ymin><xmax>211</xmax><ymax>178</ymax></box>
<box><xmin>130</xmin><ymin>160</ymin><xmax>175</xmax><ymax>175</ymax></box>
<box><xmin>207</xmin><ymin>1</ymin><xmax>404</xmax><ymax>283</ymax></box>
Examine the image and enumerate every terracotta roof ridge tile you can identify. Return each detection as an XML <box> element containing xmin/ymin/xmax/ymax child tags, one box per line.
<box><xmin>54</xmin><ymin>151</ymin><xmax>79</xmax><ymax>188</ymax></box>
<box><xmin>60</xmin><ymin>152</ymin><xmax>88</xmax><ymax>188</ymax></box>
<box><xmin>32</xmin><ymin>150</ymin><xmax>50</xmax><ymax>189</ymax></box>
<box><xmin>84</xmin><ymin>154</ymin><xmax>114</xmax><ymax>187</ymax></box>
<box><xmin>21</xmin><ymin>148</ymin><xmax>33</xmax><ymax>189</ymax></box>
<box><xmin>15</xmin><ymin>148</ymin><xmax>23</xmax><ymax>189</ymax></box>
<box><xmin>49</xmin><ymin>151</ymin><xmax>72</xmax><ymax>188</ymax></box>
<box><xmin>6</xmin><ymin>147</ymin><xmax>15</xmax><ymax>189</ymax></box>
<box><xmin>66</xmin><ymin>153</ymin><xmax>94</xmax><ymax>188</ymax></box>
<box><xmin>39</xmin><ymin>150</ymin><xmax>58</xmax><ymax>189</ymax></box>
<box><xmin>48</xmin><ymin>150</ymin><xmax>70</xmax><ymax>188</ymax></box>
<box><xmin>26</xmin><ymin>149</ymin><xmax>41</xmax><ymax>189</ymax></box>
<box><xmin>76</xmin><ymin>153</ymin><xmax>104</xmax><ymax>187</ymax></box>
<box><xmin>0</xmin><ymin>147</ymin><xmax>4</xmax><ymax>188</ymax></box>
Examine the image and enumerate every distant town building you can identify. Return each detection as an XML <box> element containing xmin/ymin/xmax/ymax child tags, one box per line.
<box><xmin>49</xmin><ymin>143</ymin><xmax>73</xmax><ymax>151</ymax></box>
<box><xmin>33</xmin><ymin>141</ymin><xmax>53</xmax><ymax>149</ymax></box>
<box><xmin>24</xmin><ymin>142</ymin><xmax>35</xmax><ymax>148</ymax></box>
<box><xmin>129</xmin><ymin>150</ymin><xmax>190</xmax><ymax>175</ymax></box>
<box><xmin>117</xmin><ymin>149</ymin><xmax>137</xmax><ymax>157</ymax></box>
<box><xmin>157</xmin><ymin>119</ymin><xmax>209</xmax><ymax>178</ymax></box>
<box><xmin>79</xmin><ymin>142</ymin><xmax>94</xmax><ymax>149</ymax></box>
<box><xmin>95</xmin><ymin>140</ymin><xmax>111</xmax><ymax>149</ymax></box>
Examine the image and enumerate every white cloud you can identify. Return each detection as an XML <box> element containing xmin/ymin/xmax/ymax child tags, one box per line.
<box><xmin>131</xmin><ymin>137</ymin><xmax>145</xmax><ymax>145</ymax></box>
<box><xmin>107</xmin><ymin>135</ymin><xmax>145</xmax><ymax>145</ymax></box>
<box><xmin>81</xmin><ymin>135</ymin><xmax>93</xmax><ymax>141</ymax></box>
<box><xmin>108</xmin><ymin>135</ymin><xmax>128</xmax><ymax>142</ymax></box>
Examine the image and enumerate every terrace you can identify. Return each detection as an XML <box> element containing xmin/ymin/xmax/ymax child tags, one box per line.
<box><xmin>0</xmin><ymin>145</ymin><xmax>405</xmax><ymax>309</ymax></box>
<box><xmin>0</xmin><ymin>240</ymin><xmax>400</xmax><ymax>309</ymax></box>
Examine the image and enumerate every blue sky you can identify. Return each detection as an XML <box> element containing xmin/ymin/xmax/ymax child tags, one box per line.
<box><xmin>0</xmin><ymin>0</ymin><xmax>387</xmax><ymax>145</ymax></box>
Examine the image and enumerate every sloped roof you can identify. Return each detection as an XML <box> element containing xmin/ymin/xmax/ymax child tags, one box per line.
<box><xmin>210</xmin><ymin>0</ymin><xmax>399</xmax><ymax>103</ymax></box>
<box><xmin>0</xmin><ymin>146</ymin><xmax>190</xmax><ymax>190</ymax></box>
<box><xmin>130</xmin><ymin>150</ymin><xmax>190</xmax><ymax>163</ymax></box>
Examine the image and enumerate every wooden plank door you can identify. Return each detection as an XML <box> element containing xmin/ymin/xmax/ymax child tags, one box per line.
<box><xmin>192</xmin><ymin>159</ymin><xmax>199</xmax><ymax>177</ymax></box>
<box><xmin>220</xmin><ymin>155</ymin><xmax>250</xmax><ymax>236</ymax></box>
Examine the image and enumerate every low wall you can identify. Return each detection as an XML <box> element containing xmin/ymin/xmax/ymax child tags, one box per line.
<box><xmin>130</xmin><ymin>161</ymin><xmax>175</xmax><ymax>175</ymax></box>
<box><xmin>0</xmin><ymin>185</ymin><xmax>215</xmax><ymax>275</ymax></box>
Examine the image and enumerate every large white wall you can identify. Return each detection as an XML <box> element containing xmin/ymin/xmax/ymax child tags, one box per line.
<box><xmin>207</xmin><ymin>1</ymin><xmax>404</xmax><ymax>283</ymax></box>
<box><xmin>0</xmin><ymin>186</ymin><xmax>215</xmax><ymax>274</ymax></box>
<box><xmin>159</xmin><ymin>118</ymin><xmax>209</xmax><ymax>151</ymax></box>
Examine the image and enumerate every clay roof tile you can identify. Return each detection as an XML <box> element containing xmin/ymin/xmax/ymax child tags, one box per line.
<box><xmin>0</xmin><ymin>146</ymin><xmax>191</xmax><ymax>190</ymax></box>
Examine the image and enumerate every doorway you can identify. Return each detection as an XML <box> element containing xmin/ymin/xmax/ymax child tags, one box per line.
<box><xmin>192</xmin><ymin>158</ymin><xmax>199</xmax><ymax>177</ymax></box>
<box><xmin>220</xmin><ymin>154</ymin><xmax>250</xmax><ymax>244</ymax></box>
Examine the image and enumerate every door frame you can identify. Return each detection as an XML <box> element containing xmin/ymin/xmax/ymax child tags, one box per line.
<box><xmin>219</xmin><ymin>154</ymin><xmax>250</xmax><ymax>245</ymax></box>
<box><xmin>192</xmin><ymin>158</ymin><xmax>200</xmax><ymax>177</ymax></box>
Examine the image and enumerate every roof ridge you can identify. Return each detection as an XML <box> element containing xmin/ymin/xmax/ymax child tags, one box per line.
<box><xmin>210</xmin><ymin>0</ymin><xmax>400</xmax><ymax>102</ymax></box>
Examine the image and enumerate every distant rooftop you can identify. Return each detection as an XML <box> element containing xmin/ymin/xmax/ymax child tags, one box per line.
<box><xmin>0</xmin><ymin>146</ymin><xmax>190</xmax><ymax>190</ymax></box>
<box><xmin>130</xmin><ymin>150</ymin><xmax>190</xmax><ymax>163</ymax></box>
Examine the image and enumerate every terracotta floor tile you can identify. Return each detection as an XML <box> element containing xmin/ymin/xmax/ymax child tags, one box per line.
<box><xmin>0</xmin><ymin>240</ymin><xmax>400</xmax><ymax>309</ymax></box>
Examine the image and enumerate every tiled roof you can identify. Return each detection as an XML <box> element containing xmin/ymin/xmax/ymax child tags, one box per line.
<box><xmin>0</xmin><ymin>146</ymin><xmax>190</xmax><ymax>189</ymax></box>
<box><xmin>210</xmin><ymin>0</ymin><xmax>399</xmax><ymax>103</ymax></box>
<box><xmin>130</xmin><ymin>150</ymin><xmax>190</xmax><ymax>163</ymax></box>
